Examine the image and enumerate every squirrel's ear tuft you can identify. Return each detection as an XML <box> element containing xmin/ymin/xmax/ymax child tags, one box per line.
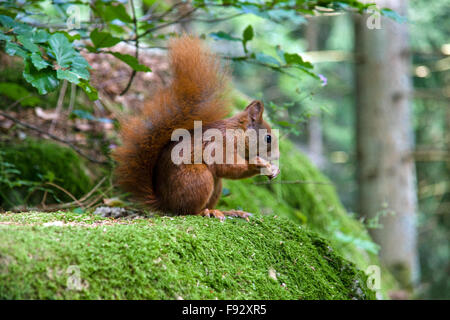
<box><xmin>245</xmin><ymin>100</ymin><xmax>264</xmax><ymax>124</ymax></box>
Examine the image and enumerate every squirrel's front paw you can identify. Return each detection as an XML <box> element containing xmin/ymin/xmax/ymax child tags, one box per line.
<box><xmin>255</xmin><ymin>157</ymin><xmax>280</xmax><ymax>179</ymax></box>
<box><xmin>267</xmin><ymin>164</ymin><xmax>280</xmax><ymax>180</ymax></box>
<box><xmin>254</xmin><ymin>156</ymin><xmax>271</xmax><ymax>169</ymax></box>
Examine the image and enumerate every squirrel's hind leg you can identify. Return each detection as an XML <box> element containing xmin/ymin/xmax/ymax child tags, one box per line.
<box><xmin>198</xmin><ymin>179</ymin><xmax>252</xmax><ymax>222</ymax></box>
<box><xmin>198</xmin><ymin>209</ymin><xmax>252</xmax><ymax>222</ymax></box>
<box><xmin>205</xmin><ymin>178</ymin><xmax>222</xmax><ymax>209</ymax></box>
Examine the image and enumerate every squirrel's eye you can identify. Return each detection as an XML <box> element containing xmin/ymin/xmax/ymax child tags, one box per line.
<box><xmin>265</xmin><ymin>135</ymin><xmax>271</xmax><ymax>144</ymax></box>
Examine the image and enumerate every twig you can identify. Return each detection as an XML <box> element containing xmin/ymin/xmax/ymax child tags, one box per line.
<box><xmin>84</xmin><ymin>193</ymin><xmax>104</xmax><ymax>209</ymax></box>
<box><xmin>120</xmin><ymin>0</ymin><xmax>138</xmax><ymax>96</ymax></box>
<box><xmin>67</xmin><ymin>82</ymin><xmax>77</xmax><ymax>117</ymax></box>
<box><xmin>141</xmin><ymin>1</ymin><xmax>185</xmax><ymax>22</ymax></box>
<box><xmin>40</xmin><ymin>176</ymin><xmax>108</xmax><ymax>211</ymax></box>
<box><xmin>0</xmin><ymin>110</ymin><xmax>107</xmax><ymax>165</ymax></box>
<box><xmin>46</xmin><ymin>182</ymin><xmax>84</xmax><ymax>208</ymax></box>
<box><xmin>136</xmin><ymin>7</ymin><xmax>198</xmax><ymax>40</ymax></box>
<box><xmin>186</xmin><ymin>12</ymin><xmax>244</xmax><ymax>23</ymax></box>
<box><xmin>5</xmin><ymin>95</ymin><xmax>32</xmax><ymax>110</ymax></box>
<box><xmin>223</xmin><ymin>56</ymin><xmax>299</xmax><ymax>78</ymax></box>
<box><xmin>40</xmin><ymin>190</ymin><xmax>48</xmax><ymax>209</ymax></box>
<box><xmin>78</xmin><ymin>176</ymin><xmax>107</xmax><ymax>203</ymax></box>
<box><xmin>254</xmin><ymin>180</ymin><xmax>333</xmax><ymax>185</ymax></box>
<box><xmin>50</xmin><ymin>80</ymin><xmax>68</xmax><ymax>133</ymax></box>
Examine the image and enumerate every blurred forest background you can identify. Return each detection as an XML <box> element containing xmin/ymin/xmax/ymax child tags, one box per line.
<box><xmin>0</xmin><ymin>0</ymin><xmax>448</xmax><ymax>299</ymax></box>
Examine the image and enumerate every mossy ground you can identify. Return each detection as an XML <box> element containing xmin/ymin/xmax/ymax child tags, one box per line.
<box><xmin>0</xmin><ymin>211</ymin><xmax>375</xmax><ymax>300</ymax></box>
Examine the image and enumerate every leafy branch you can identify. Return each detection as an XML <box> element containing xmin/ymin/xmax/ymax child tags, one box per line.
<box><xmin>120</xmin><ymin>0</ymin><xmax>139</xmax><ymax>96</ymax></box>
<box><xmin>0</xmin><ymin>0</ymin><xmax>377</xmax><ymax>100</ymax></box>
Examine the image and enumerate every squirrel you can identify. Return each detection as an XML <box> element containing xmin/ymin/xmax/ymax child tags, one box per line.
<box><xmin>113</xmin><ymin>35</ymin><xmax>280</xmax><ymax>220</ymax></box>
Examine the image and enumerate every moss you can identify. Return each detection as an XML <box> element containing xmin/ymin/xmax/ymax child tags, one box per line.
<box><xmin>0</xmin><ymin>139</ymin><xmax>93</xmax><ymax>208</ymax></box>
<box><xmin>0</xmin><ymin>211</ymin><xmax>374</xmax><ymax>300</ymax></box>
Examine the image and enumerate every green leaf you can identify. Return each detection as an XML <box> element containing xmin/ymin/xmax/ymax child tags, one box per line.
<box><xmin>17</xmin><ymin>35</ymin><xmax>39</xmax><ymax>53</ymax></box>
<box><xmin>0</xmin><ymin>15</ymin><xmax>15</xmax><ymax>28</ymax></box>
<box><xmin>53</xmin><ymin>31</ymin><xmax>81</xmax><ymax>42</ymax></box>
<box><xmin>108</xmin><ymin>52</ymin><xmax>151</xmax><ymax>72</ymax></box>
<box><xmin>30</xmin><ymin>30</ymin><xmax>50</xmax><ymax>43</ymax></box>
<box><xmin>23</xmin><ymin>60</ymin><xmax>59</xmax><ymax>95</ymax></box>
<box><xmin>70</xmin><ymin>55</ymin><xmax>90</xmax><ymax>80</ymax></box>
<box><xmin>5</xmin><ymin>42</ymin><xmax>28</xmax><ymax>59</ymax></box>
<box><xmin>56</xmin><ymin>69</ymin><xmax>81</xmax><ymax>84</ymax></box>
<box><xmin>95</xmin><ymin>3</ymin><xmax>133</xmax><ymax>23</ymax></box>
<box><xmin>78</xmin><ymin>79</ymin><xmax>98</xmax><ymax>101</ymax></box>
<box><xmin>381</xmin><ymin>8</ymin><xmax>407</xmax><ymax>23</ymax></box>
<box><xmin>72</xmin><ymin>109</ymin><xmax>95</xmax><ymax>120</ymax></box>
<box><xmin>0</xmin><ymin>15</ymin><xmax>33</xmax><ymax>36</ymax></box>
<box><xmin>30</xmin><ymin>52</ymin><xmax>50</xmax><ymax>70</ymax></box>
<box><xmin>254</xmin><ymin>53</ymin><xmax>281</xmax><ymax>66</ymax></box>
<box><xmin>12</xmin><ymin>21</ymin><xmax>32</xmax><ymax>36</ymax></box>
<box><xmin>71</xmin><ymin>109</ymin><xmax>112</xmax><ymax>123</ymax></box>
<box><xmin>242</xmin><ymin>25</ymin><xmax>254</xmax><ymax>43</ymax></box>
<box><xmin>85</xmin><ymin>45</ymin><xmax>98</xmax><ymax>53</ymax></box>
<box><xmin>242</xmin><ymin>25</ymin><xmax>253</xmax><ymax>53</ymax></box>
<box><xmin>209</xmin><ymin>31</ymin><xmax>241</xmax><ymax>42</ymax></box>
<box><xmin>48</xmin><ymin>33</ymin><xmax>76</xmax><ymax>68</ymax></box>
<box><xmin>90</xmin><ymin>28</ymin><xmax>121</xmax><ymax>48</ymax></box>
<box><xmin>284</xmin><ymin>52</ymin><xmax>313</xmax><ymax>69</ymax></box>
<box><xmin>48</xmin><ymin>33</ymin><xmax>90</xmax><ymax>83</ymax></box>
<box><xmin>0</xmin><ymin>31</ymin><xmax>11</xmax><ymax>41</ymax></box>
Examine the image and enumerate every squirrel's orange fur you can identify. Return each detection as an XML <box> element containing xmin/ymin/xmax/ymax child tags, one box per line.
<box><xmin>113</xmin><ymin>35</ymin><xmax>279</xmax><ymax>218</ymax></box>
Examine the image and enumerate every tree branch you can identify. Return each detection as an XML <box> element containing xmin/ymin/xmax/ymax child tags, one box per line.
<box><xmin>0</xmin><ymin>111</ymin><xmax>107</xmax><ymax>165</ymax></box>
<box><xmin>120</xmin><ymin>0</ymin><xmax>139</xmax><ymax>96</ymax></box>
<box><xmin>254</xmin><ymin>180</ymin><xmax>333</xmax><ymax>185</ymax></box>
<box><xmin>136</xmin><ymin>7</ymin><xmax>198</xmax><ymax>40</ymax></box>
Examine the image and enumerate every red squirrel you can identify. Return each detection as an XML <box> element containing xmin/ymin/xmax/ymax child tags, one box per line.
<box><xmin>113</xmin><ymin>35</ymin><xmax>280</xmax><ymax>220</ymax></box>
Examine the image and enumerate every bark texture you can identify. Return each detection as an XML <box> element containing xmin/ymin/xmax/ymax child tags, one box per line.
<box><xmin>354</xmin><ymin>0</ymin><xmax>420</xmax><ymax>288</ymax></box>
<box><xmin>306</xmin><ymin>17</ymin><xmax>325</xmax><ymax>168</ymax></box>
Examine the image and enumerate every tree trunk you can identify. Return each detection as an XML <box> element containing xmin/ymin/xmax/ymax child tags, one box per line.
<box><xmin>306</xmin><ymin>17</ymin><xmax>325</xmax><ymax>168</ymax></box>
<box><xmin>354</xmin><ymin>0</ymin><xmax>420</xmax><ymax>290</ymax></box>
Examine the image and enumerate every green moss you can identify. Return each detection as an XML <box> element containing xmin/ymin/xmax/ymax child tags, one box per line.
<box><xmin>0</xmin><ymin>139</ymin><xmax>93</xmax><ymax>208</ymax></box>
<box><xmin>0</xmin><ymin>211</ymin><xmax>375</xmax><ymax>300</ymax></box>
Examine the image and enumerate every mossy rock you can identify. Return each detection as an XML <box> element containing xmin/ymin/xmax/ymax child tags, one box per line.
<box><xmin>0</xmin><ymin>139</ymin><xmax>93</xmax><ymax>209</ymax></box>
<box><xmin>0</xmin><ymin>211</ymin><xmax>375</xmax><ymax>300</ymax></box>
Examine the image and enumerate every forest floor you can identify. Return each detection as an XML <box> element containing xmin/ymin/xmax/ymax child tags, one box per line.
<box><xmin>0</xmin><ymin>211</ymin><xmax>375</xmax><ymax>299</ymax></box>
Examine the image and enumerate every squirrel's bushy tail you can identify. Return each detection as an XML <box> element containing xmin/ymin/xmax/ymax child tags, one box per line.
<box><xmin>113</xmin><ymin>35</ymin><xmax>229</xmax><ymax>208</ymax></box>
